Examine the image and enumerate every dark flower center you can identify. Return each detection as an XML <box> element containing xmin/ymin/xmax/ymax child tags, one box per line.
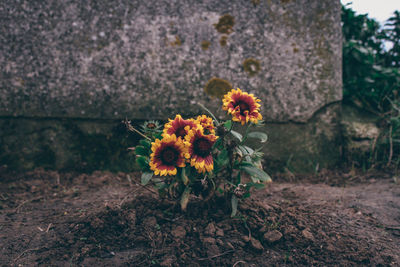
<box><xmin>176</xmin><ymin>127</ymin><xmax>187</xmax><ymax>138</ymax></box>
<box><xmin>146</xmin><ymin>123</ymin><xmax>156</xmax><ymax>129</ymax></box>
<box><xmin>194</xmin><ymin>138</ymin><xmax>212</xmax><ymax>157</ymax></box>
<box><xmin>236</xmin><ymin>101</ymin><xmax>250</xmax><ymax>116</ymax></box>
<box><xmin>160</xmin><ymin>146</ymin><xmax>178</xmax><ymax>165</ymax></box>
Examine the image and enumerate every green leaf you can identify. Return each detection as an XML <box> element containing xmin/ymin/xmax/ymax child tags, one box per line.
<box><xmin>242</xmin><ymin>166</ymin><xmax>272</xmax><ymax>183</ymax></box>
<box><xmin>154</xmin><ymin>180</ymin><xmax>167</xmax><ymax>190</ymax></box>
<box><xmin>237</xmin><ymin>146</ymin><xmax>252</xmax><ymax>156</ymax></box>
<box><xmin>238</xmin><ymin>161</ymin><xmax>255</xmax><ymax>167</ymax></box>
<box><xmin>213</xmin><ymin>138</ymin><xmax>224</xmax><ymax>149</ymax></box>
<box><xmin>230</xmin><ymin>130</ymin><xmax>243</xmax><ymax>141</ymax></box>
<box><xmin>231</xmin><ymin>195</ymin><xmax>238</xmax><ymax>217</ymax></box>
<box><xmin>180</xmin><ymin>187</ymin><xmax>191</xmax><ymax>211</ymax></box>
<box><xmin>217</xmin><ymin>149</ymin><xmax>229</xmax><ymax>166</ymax></box>
<box><xmin>242</xmin><ymin>145</ymin><xmax>254</xmax><ymax>155</ymax></box>
<box><xmin>247</xmin><ymin>132</ymin><xmax>268</xmax><ymax>143</ymax></box>
<box><xmin>141</xmin><ymin>172</ymin><xmax>153</xmax><ymax>185</ymax></box>
<box><xmin>135</xmin><ymin>146</ymin><xmax>148</xmax><ymax>156</ymax></box>
<box><xmin>139</xmin><ymin>139</ymin><xmax>152</xmax><ymax>149</ymax></box>
<box><xmin>237</xmin><ymin>146</ymin><xmax>253</xmax><ymax>161</ymax></box>
<box><xmin>224</xmin><ymin>120</ymin><xmax>232</xmax><ymax>130</ymax></box>
<box><xmin>251</xmin><ymin>151</ymin><xmax>264</xmax><ymax>161</ymax></box>
<box><xmin>136</xmin><ymin>156</ymin><xmax>149</xmax><ymax>171</ymax></box>
<box><xmin>154</xmin><ymin>132</ymin><xmax>163</xmax><ymax>139</ymax></box>
<box><xmin>246</xmin><ymin>182</ymin><xmax>266</xmax><ymax>189</ymax></box>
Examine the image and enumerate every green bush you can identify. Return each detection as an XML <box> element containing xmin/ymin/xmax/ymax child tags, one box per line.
<box><xmin>342</xmin><ymin>6</ymin><xmax>400</xmax><ymax>113</ymax></box>
<box><xmin>342</xmin><ymin>5</ymin><xmax>400</xmax><ymax>168</ymax></box>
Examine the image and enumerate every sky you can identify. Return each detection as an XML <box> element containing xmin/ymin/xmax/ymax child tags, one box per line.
<box><xmin>341</xmin><ymin>0</ymin><xmax>399</xmax><ymax>25</ymax></box>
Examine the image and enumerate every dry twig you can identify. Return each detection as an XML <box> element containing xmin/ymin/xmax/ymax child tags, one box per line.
<box><xmin>46</xmin><ymin>223</ymin><xmax>53</xmax><ymax>233</ymax></box>
<box><xmin>233</xmin><ymin>260</ymin><xmax>247</xmax><ymax>267</ymax></box>
<box><xmin>13</xmin><ymin>247</ymin><xmax>45</xmax><ymax>263</ymax></box>
<box><xmin>14</xmin><ymin>197</ymin><xmax>43</xmax><ymax>213</ymax></box>
<box><xmin>197</xmin><ymin>250</ymin><xmax>234</xmax><ymax>261</ymax></box>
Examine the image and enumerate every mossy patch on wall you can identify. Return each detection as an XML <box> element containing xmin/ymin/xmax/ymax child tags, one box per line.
<box><xmin>243</xmin><ymin>58</ymin><xmax>261</xmax><ymax>77</ymax></box>
<box><xmin>280</xmin><ymin>0</ymin><xmax>295</xmax><ymax>4</ymax></box>
<box><xmin>201</xmin><ymin>40</ymin><xmax>211</xmax><ymax>50</ymax></box>
<box><xmin>170</xmin><ymin>35</ymin><xmax>182</xmax><ymax>47</ymax></box>
<box><xmin>219</xmin><ymin>35</ymin><xmax>228</xmax><ymax>47</ymax></box>
<box><xmin>292</xmin><ymin>43</ymin><xmax>299</xmax><ymax>53</ymax></box>
<box><xmin>214</xmin><ymin>14</ymin><xmax>235</xmax><ymax>34</ymax></box>
<box><xmin>204</xmin><ymin>77</ymin><xmax>232</xmax><ymax>99</ymax></box>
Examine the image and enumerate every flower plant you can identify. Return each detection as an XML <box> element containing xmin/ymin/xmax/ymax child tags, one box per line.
<box><xmin>128</xmin><ymin>88</ymin><xmax>271</xmax><ymax>216</ymax></box>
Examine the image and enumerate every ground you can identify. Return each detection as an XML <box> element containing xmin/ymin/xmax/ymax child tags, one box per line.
<box><xmin>1</xmin><ymin>168</ymin><xmax>399</xmax><ymax>266</ymax></box>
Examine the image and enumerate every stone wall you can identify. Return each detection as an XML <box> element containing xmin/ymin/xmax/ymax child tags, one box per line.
<box><xmin>0</xmin><ymin>0</ymin><xmax>342</xmax><ymax>172</ymax></box>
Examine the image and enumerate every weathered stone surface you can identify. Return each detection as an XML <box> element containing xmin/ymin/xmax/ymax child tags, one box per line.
<box><xmin>0</xmin><ymin>118</ymin><xmax>137</xmax><ymax>172</ymax></box>
<box><xmin>257</xmin><ymin>103</ymin><xmax>342</xmax><ymax>172</ymax></box>
<box><xmin>0</xmin><ymin>0</ymin><xmax>341</xmax><ymax>122</ymax></box>
<box><xmin>341</xmin><ymin>104</ymin><xmax>381</xmax><ymax>166</ymax></box>
<box><xmin>0</xmin><ymin>103</ymin><xmax>342</xmax><ymax>172</ymax></box>
<box><xmin>343</xmin><ymin>120</ymin><xmax>380</xmax><ymax>141</ymax></box>
<box><xmin>342</xmin><ymin>104</ymin><xmax>380</xmax><ymax>140</ymax></box>
<box><xmin>0</xmin><ymin>0</ymin><xmax>342</xmax><ymax>172</ymax></box>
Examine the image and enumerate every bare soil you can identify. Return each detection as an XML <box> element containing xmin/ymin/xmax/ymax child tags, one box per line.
<box><xmin>1</xmin><ymin>168</ymin><xmax>400</xmax><ymax>266</ymax></box>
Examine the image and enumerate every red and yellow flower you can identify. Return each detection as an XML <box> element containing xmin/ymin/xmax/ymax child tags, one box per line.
<box><xmin>149</xmin><ymin>134</ymin><xmax>187</xmax><ymax>176</ymax></box>
<box><xmin>195</xmin><ymin>115</ymin><xmax>215</xmax><ymax>135</ymax></box>
<box><xmin>222</xmin><ymin>88</ymin><xmax>262</xmax><ymax>125</ymax></box>
<box><xmin>163</xmin><ymin>114</ymin><xmax>199</xmax><ymax>139</ymax></box>
<box><xmin>185</xmin><ymin>127</ymin><xmax>218</xmax><ymax>173</ymax></box>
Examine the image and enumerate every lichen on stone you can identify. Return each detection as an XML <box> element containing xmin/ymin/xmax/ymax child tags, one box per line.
<box><xmin>214</xmin><ymin>14</ymin><xmax>235</xmax><ymax>34</ymax></box>
<box><xmin>170</xmin><ymin>35</ymin><xmax>182</xmax><ymax>47</ymax></box>
<box><xmin>201</xmin><ymin>40</ymin><xmax>211</xmax><ymax>50</ymax></box>
<box><xmin>204</xmin><ymin>77</ymin><xmax>232</xmax><ymax>99</ymax></box>
<box><xmin>243</xmin><ymin>58</ymin><xmax>261</xmax><ymax>76</ymax></box>
<box><xmin>219</xmin><ymin>35</ymin><xmax>228</xmax><ymax>47</ymax></box>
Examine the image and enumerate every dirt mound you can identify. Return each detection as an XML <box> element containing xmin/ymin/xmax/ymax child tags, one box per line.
<box><xmin>64</xmin><ymin>196</ymin><xmax>393</xmax><ymax>266</ymax></box>
<box><xmin>1</xmin><ymin>169</ymin><xmax>399</xmax><ymax>266</ymax></box>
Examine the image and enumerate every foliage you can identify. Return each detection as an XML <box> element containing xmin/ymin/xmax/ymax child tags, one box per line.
<box><xmin>342</xmin><ymin>5</ymin><xmax>400</xmax><ymax>168</ymax></box>
<box><xmin>342</xmin><ymin>5</ymin><xmax>400</xmax><ymax>113</ymax></box>
<box><xmin>369</xmin><ymin>99</ymin><xmax>400</xmax><ymax>168</ymax></box>
<box><xmin>127</xmin><ymin>89</ymin><xmax>271</xmax><ymax>217</ymax></box>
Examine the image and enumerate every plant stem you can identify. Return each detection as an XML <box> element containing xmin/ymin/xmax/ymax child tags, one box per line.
<box><xmin>228</xmin><ymin>120</ymin><xmax>233</xmax><ymax>132</ymax></box>
<box><xmin>240</xmin><ymin>125</ymin><xmax>251</xmax><ymax>144</ymax></box>
<box><xmin>124</xmin><ymin>119</ymin><xmax>151</xmax><ymax>141</ymax></box>
<box><xmin>387</xmin><ymin>124</ymin><xmax>393</xmax><ymax>166</ymax></box>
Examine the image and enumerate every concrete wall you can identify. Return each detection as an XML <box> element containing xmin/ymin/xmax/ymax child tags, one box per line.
<box><xmin>0</xmin><ymin>0</ymin><xmax>342</xmax><ymax>172</ymax></box>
